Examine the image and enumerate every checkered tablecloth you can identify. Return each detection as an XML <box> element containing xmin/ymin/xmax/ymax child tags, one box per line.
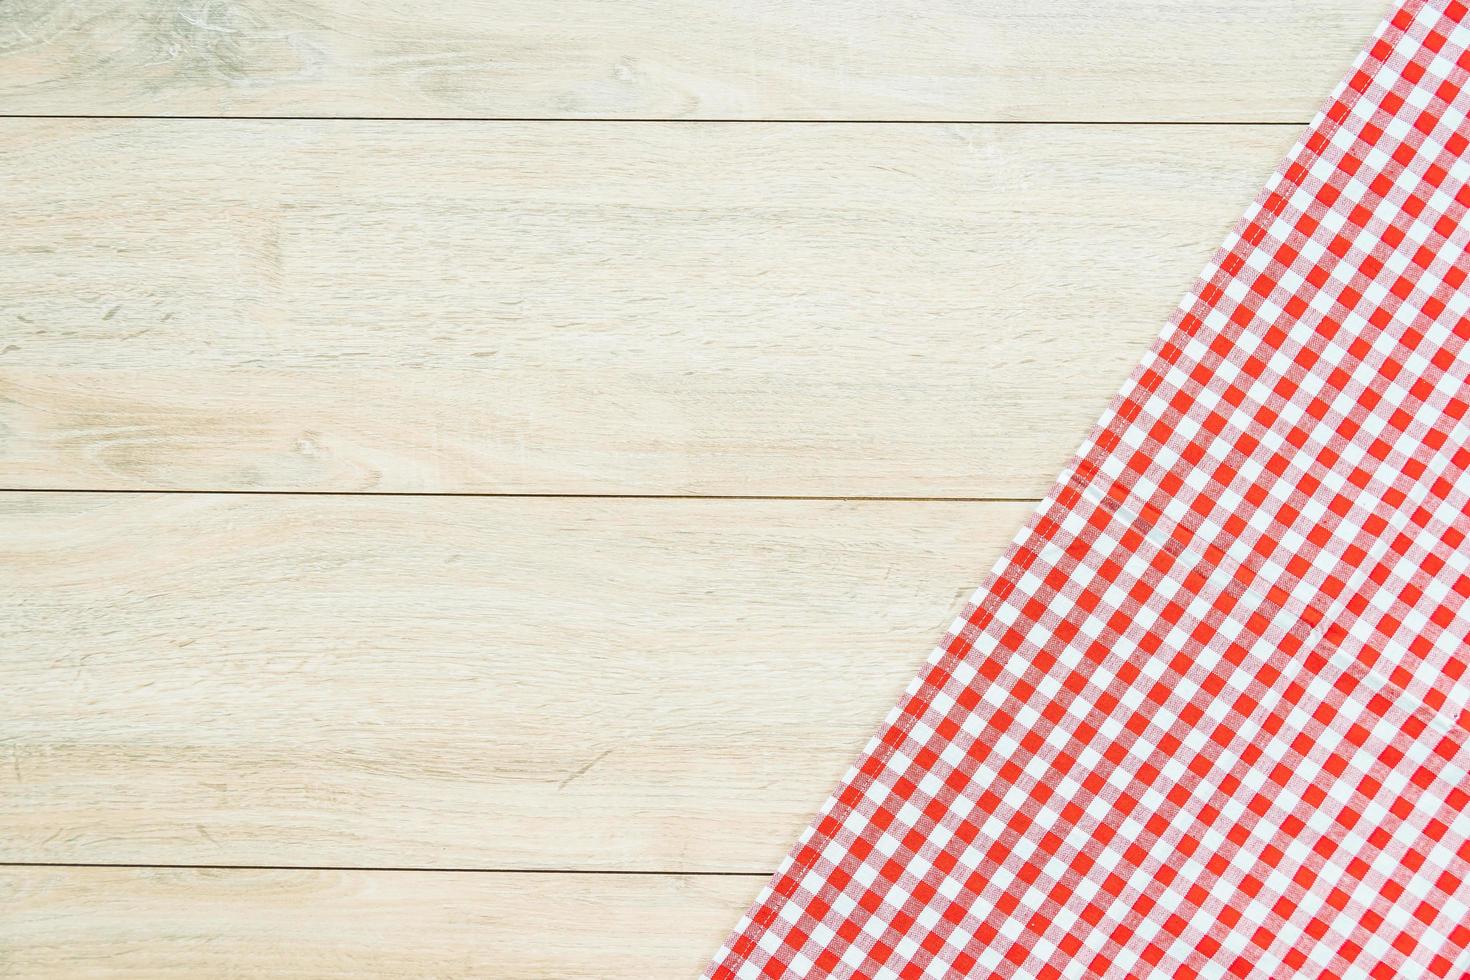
<box><xmin>708</xmin><ymin>1</ymin><xmax>1470</xmax><ymax>976</ymax></box>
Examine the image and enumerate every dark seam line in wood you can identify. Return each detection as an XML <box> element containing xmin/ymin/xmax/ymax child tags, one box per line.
<box><xmin>0</xmin><ymin>861</ymin><xmax>769</xmax><ymax>877</ymax></box>
<box><xmin>0</xmin><ymin>114</ymin><xmax>1309</xmax><ymax>125</ymax></box>
<box><xmin>1</xmin><ymin>488</ymin><xmax>1044</xmax><ymax>503</ymax></box>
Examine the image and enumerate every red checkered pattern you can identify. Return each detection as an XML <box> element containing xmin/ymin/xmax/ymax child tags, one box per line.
<box><xmin>708</xmin><ymin>2</ymin><xmax>1470</xmax><ymax>977</ymax></box>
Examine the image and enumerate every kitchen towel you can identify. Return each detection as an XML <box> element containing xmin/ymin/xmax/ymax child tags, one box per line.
<box><xmin>709</xmin><ymin>1</ymin><xmax>1470</xmax><ymax>976</ymax></box>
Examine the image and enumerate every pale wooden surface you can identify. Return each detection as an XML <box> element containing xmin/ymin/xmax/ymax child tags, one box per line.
<box><xmin>2</xmin><ymin>121</ymin><xmax>1291</xmax><ymax>496</ymax></box>
<box><xmin>0</xmin><ymin>1</ymin><xmax>1383</xmax><ymax>120</ymax></box>
<box><xmin>1</xmin><ymin>867</ymin><xmax>757</xmax><ymax>978</ymax></box>
<box><xmin>0</xmin><ymin>3</ymin><xmax>1364</xmax><ymax>976</ymax></box>
<box><xmin>1</xmin><ymin>492</ymin><xmax>1029</xmax><ymax>871</ymax></box>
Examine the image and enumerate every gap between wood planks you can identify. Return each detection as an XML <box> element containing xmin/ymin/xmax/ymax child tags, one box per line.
<box><xmin>0</xmin><ymin>862</ymin><xmax>767</xmax><ymax>877</ymax></box>
<box><xmin>3</xmin><ymin>488</ymin><xmax>1042</xmax><ymax>502</ymax></box>
<box><xmin>0</xmin><ymin>115</ymin><xmax>1309</xmax><ymax>124</ymax></box>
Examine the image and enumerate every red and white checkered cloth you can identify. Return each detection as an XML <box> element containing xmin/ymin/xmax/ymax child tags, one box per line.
<box><xmin>708</xmin><ymin>2</ymin><xmax>1470</xmax><ymax>977</ymax></box>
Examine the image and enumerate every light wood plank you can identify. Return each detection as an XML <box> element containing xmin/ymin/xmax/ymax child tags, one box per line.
<box><xmin>3</xmin><ymin>121</ymin><xmax>1291</xmax><ymax>496</ymax></box>
<box><xmin>0</xmin><ymin>492</ymin><xmax>1032</xmax><ymax>871</ymax></box>
<box><xmin>0</xmin><ymin>1</ymin><xmax>1384</xmax><ymax>121</ymax></box>
<box><xmin>0</xmin><ymin>866</ymin><xmax>754</xmax><ymax>978</ymax></box>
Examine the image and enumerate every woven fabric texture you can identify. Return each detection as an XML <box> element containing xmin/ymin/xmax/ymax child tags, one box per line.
<box><xmin>709</xmin><ymin>1</ymin><xmax>1470</xmax><ymax>976</ymax></box>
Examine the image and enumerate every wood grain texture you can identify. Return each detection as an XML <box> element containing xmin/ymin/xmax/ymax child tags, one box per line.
<box><xmin>0</xmin><ymin>0</ymin><xmax>1384</xmax><ymax>121</ymax></box>
<box><xmin>0</xmin><ymin>866</ymin><xmax>755</xmax><ymax>978</ymax></box>
<box><xmin>2</xmin><ymin>121</ymin><xmax>1292</xmax><ymax>496</ymax></box>
<box><xmin>0</xmin><ymin>492</ymin><xmax>1032</xmax><ymax>871</ymax></box>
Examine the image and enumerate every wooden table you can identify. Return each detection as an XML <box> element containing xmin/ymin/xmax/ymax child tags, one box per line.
<box><xmin>0</xmin><ymin>2</ymin><xmax>1388</xmax><ymax>975</ymax></box>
